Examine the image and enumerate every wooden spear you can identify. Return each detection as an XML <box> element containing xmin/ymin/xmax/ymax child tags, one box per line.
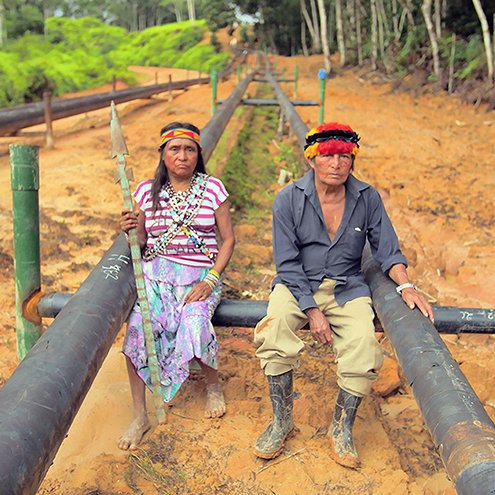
<box><xmin>110</xmin><ymin>101</ymin><xmax>166</xmax><ymax>424</ymax></box>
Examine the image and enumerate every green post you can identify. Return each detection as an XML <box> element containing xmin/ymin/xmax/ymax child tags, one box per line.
<box><xmin>237</xmin><ymin>64</ymin><xmax>241</xmax><ymax>83</ymax></box>
<box><xmin>294</xmin><ymin>64</ymin><xmax>299</xmax><ymax>98</ymax></box>
<box><xmin>10</xmin><ymin>145</ymin><xmax>42</xmax><ymax>359</ymax></box>
<box><xmin>318</xmin><ymin>68</ymin><xmax>327</xmax><ymax>124</ymax></box>
<box><xmin>211</xmin><ymin>69</ymin><xmax>218</xmax><ymax>115</ymax></box>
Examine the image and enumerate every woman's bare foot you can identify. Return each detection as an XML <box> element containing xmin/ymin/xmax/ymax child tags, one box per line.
<box><xmin>117</xmin><ymin>415</ymin><xmax>152</xmax><ymax>450</ymax></box>
<box><xmin>205</xmin><ymin>382</ymin><xmax>226</xmax><ymax>418</ymax></box>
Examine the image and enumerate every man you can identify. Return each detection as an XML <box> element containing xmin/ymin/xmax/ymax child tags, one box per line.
<box><xmin>254</xmin><ymin>122</ymin><xmax>434</xmax><ymax>468</ymax></box>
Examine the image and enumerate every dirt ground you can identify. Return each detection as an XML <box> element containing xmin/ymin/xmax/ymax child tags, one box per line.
<box><xmin>0</xmin><ymin>55</ymin><xmax>494</xmax><ymax>495</ymax></box>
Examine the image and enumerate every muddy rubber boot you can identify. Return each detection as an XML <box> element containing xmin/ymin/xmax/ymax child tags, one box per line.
<box><xmin>254</xmin><ymin>370</ymin><xmax>294</xmax><ymax>459</ymax></box>
<box><xmin>329</xmin><ymin>388</ymin><xmax>363</xmax><ymax>469</ymax></box>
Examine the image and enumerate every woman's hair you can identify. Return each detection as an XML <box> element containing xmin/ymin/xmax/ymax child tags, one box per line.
<box><xmin>150</xmin><ymin>122</ymin><xmax>206</xmax><ymax>212</ymax></box>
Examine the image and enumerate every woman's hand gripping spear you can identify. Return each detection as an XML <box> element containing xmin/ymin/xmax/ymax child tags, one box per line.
<box><xmin>110</xmin><ymin>101</ymin><xmax>166</xmax><ymax>424</ymax></box>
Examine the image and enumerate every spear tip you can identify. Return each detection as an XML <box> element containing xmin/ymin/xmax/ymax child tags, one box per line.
<box><xmin>110</xmin><ymin>100</ymin><xmax>129</xmax><ymax>158</ymax></box>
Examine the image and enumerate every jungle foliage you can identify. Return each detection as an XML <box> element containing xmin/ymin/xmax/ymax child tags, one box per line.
<box><xmin>1</xmin><ymin>1</ymin><xmax>495</xmax><ymax>106</ymax></box>
<box><xmin>0</xmin><ymin>15</ymin><xmax>228</xmax><ymax>107</ymax></box>
<box><xmin>228</xmin><ymin>0</ymin><xmax>495</xmax><ymax>85</ymax></box>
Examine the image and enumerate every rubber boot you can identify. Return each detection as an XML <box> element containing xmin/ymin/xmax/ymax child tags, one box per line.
<box><xmin>329</xmin><ymin>388</ymin><xmax>363</xmax><ymax>469</ymax></box>
<box><xmin>254</xmin><ymin>370</ymin><xmax>294</xmax><ymax>459</ymax></box>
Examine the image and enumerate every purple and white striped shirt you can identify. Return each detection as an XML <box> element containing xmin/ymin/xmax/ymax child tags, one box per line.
<box><xmin>133</xmin><ymin>177</ymin><xmax>229</xmax><ymax>267</ymax></box>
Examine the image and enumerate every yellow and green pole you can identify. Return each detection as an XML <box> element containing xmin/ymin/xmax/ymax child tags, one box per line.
<box><xmin>10</xmin><ymin>144</ymin><xmax>42</xmax><ymax>359</ymax></box>
<box><xmin>318</xmin><ymin>68</ymin><xmax>327</xmax><ymax>124</ymax></box>
<box><xmin>211</xmin><ymin>69</ymin><xmax>218</xmax><ymax>115</ymax></box>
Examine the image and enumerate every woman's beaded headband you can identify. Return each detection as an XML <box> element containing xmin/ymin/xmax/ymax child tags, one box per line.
<box><xmin>159</xmin><ymin>128</ymin><xmax>201</xmax><ymax>148</ymax></box>
<box><xmin>304</xmin><ymin>123</ymin><xmax>360</xmax><ymax>160</ymax></box>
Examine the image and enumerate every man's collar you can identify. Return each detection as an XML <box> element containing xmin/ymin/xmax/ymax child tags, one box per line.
<box><xmin>294</xmin><ymin>168</ymin><xmax>316</xmax><ymax>194</ymax></box>
<box><xmin>294</xmin><ymin>168</ymin><xmax>370</xmax><ymax>196</ymax></box>
<box><xmin>346</xmin><ymin>174</ymin><xmax>370</xmax><ymax>196</ymax></box>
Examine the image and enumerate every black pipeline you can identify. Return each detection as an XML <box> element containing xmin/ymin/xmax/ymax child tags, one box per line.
<box><xmin>0</xmin><ymin>70</ymin><xmax>257</xmax><ymax>495</ymax></box>
<box><xmin>362</xmin><ymin>251</ymin><xmax>495</xmax><ymax>493</ymax></box>
<box><xmin>0</xmin><ymin>78</ymin><xmax>209</xmax><ymax>136</ymax></box>
<box><xmin>265</xmin><ymin>66</ymin><xmax>495</xmax><ymax>494</ymax></box>
<box><xmin>37</xmin><ymin>295</ymin><xmax>495</xmax><ymax>334</ymax></box>
<box><xmin>0</xmin><ymin>52</ymin><xmax>247</xmax><ymax>137</ymax></box>
<box><xmin>201</xmin><ymin>69</ymin><xmax>257</xmax><ymax>162</ymax></box>
<box><xmin>0</xmin><ymin>236</ymin><xmax>135</xmax><ymax>495</ymax></box>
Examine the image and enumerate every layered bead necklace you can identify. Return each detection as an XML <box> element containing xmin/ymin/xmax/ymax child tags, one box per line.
<box><xmin>143</xmin><ymin>173</ymin><xmax>216</xmax><ymax>262</ymax></box>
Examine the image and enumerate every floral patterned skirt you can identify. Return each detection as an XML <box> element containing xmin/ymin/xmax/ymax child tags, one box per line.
<box><xmin>123</xmin><ymin>257</ymin><xmax>221</xmax><ymax>402</ymax></box>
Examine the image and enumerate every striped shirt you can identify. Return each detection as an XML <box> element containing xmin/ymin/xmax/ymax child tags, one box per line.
<box><xmin>133</xmin><ymin>176</ymin><xmax>229</xmax><ymax>267</ymax></box>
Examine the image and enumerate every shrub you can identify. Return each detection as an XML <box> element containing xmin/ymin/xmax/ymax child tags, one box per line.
<box><xmin>0</xmin><ymin>17</ymin><xmax>229</xmax><ymax>106</ymax></box>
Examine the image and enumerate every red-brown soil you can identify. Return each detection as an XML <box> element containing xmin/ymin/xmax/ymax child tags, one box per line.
<box><xmin>0</xmin><ymin>56</ymin><xmax>494</xmax><ymax>495</ymax></box>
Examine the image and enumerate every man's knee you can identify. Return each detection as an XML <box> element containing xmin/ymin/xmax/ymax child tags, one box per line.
<box><xmin>254</xmin><ymin>313</ymin><xmax>304</xmax><ymax>370</ymax></box>
<box><xmin>342</xmin><ymin>332</ymin><xmax>382</xmax><ymax>363</ymax></box>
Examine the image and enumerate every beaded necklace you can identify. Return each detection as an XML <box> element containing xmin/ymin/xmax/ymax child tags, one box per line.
<box><xmin>142</xmin><ymin>173</ymin><xmax>216</xmax><ymax>262</ymax></box>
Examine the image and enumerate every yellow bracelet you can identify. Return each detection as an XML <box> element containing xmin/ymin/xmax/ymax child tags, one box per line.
<box><xmin>209</xmin><ymin>269</ymin><xmax>220</xmax><ymax>279</ymax></box>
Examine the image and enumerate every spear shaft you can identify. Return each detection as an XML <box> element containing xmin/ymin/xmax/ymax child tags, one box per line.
<box><xmin>110</xmin><ymin>101</ymin><xmax>166</xmax><ymax>424</ymax></box>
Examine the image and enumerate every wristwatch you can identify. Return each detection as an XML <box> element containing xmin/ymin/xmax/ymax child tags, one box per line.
<box><xmin>396</xmin><ymin>283</ymin><xmax>417</xmax><ymax>294</ymax></box>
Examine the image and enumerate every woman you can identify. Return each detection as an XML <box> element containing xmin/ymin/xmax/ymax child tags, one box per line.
<box><xmin>118</xmin><ymin>122</ymin><xmax>235</xmax><ymax>450</ymax></box>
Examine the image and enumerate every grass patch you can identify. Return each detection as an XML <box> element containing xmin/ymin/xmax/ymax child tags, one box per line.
<box><xmin>206</xmin><ymin>105</ymin><xmax>248</xmax><ymax>177</ymax></box>
<box><xmin>220</xmin><ymin>85</ymin><xmax>279</xmax><ymax>217</ymax></box>
<box><xmin>273</xmin><ymin>141</ymin><xmax>303</xmax><ymax>181</ymax></box>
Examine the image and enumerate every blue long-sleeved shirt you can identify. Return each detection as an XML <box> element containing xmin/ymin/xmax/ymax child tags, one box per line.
<box><xmin>272</xmin><ymin>169</ymin><xmax>407</xmax><ymax>311</ymax></box>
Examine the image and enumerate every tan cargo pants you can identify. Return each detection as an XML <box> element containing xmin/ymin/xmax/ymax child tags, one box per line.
<box><xmin>254</xmin><ymin>279</ymin><xmax>383</xmax><ymax>397</ymax></box>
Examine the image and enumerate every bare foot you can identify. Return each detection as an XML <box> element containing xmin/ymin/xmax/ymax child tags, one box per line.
<box><xmin>205</xmin><ymin>382</ymin><xmax>226</xmax><ymax>418</ymax></box>
<box><xmin>117</xmin><ymin>415</ymin><xmax>151</xmax><ymax>450</ymax></box>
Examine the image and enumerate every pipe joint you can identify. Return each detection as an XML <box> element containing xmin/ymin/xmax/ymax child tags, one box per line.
<box><xmin>23</xmin><ymin>289</ymin><xmax>44</xmax><ymax>324</ymax></box>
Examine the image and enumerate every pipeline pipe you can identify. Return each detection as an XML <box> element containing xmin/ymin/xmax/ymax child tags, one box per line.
<box><xmin>0</xmin><ymin>235</ymin><xmax>136</xmax><ymax>495</ymax></box>
<box><xmin>0</xmin><ymin>77</ymin><xmax>209</xmax><ymax>135</ymax></box>
<box><xmin>266</xmin><ymin>67</ymin><xmax>495</xmax><ymax>494</ymax></box>
<box><xmin>253</xmin><ymin>78</ymin><xmax>295</xmax><ymax>83</ymax></box>
<box><xmin>10</xmin><ymin>144</ymin><xmax>42</xmax><ymax>359</ymax></box>
<box><xmin>37</xmin><ymin>292</ymin><xmax>73</xmax><ymax>318</ymax></box>
<box><xmin>431</xmin><ymin>306</ymin><xmax>495</xmax><ymax>333</ymax></box>
<box><xmin>264</xmin><ymin>70</ymin><xmax>308</xmax><ymax>150</ymax></box>
<box><xmin>232</xmin><ymin>98</ymin><xmax>318</xmax><ymax>106</ymax></box>
<box><xmin>0</xmin><ymin>51</ymin><xmax>247</xmax><ymax>137</ymax></box>
<box><xmin>36</xmin><ymin>295</ymin><xmax>495</xmax><ymax>334</ymax></box>
<box><xmin>362</xmin><ymin>250</ymin><xmax>495</xmax><ymax>493</ymax></box>
<box><xmin>201</xmin><ymin>70</ymin><xmax>256</xmax><ymax>163</ymax></box>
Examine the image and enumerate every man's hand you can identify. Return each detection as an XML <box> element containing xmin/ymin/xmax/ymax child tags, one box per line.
<box><xmin>388</xmin><ymin>265</ymin><xmax>435</xmax><ymax>323</ymax></box>
<box><xmin>401</xmin><ymin>288</ymin><xmax>435</xmax><ymax>323</ymax></box>
<box><xmin>306</xmin><ymin>307</ymin><xmax>333</xmax><ymax>345</ymax></box>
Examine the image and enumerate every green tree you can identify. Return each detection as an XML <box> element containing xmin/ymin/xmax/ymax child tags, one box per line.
<box><xmin>234</xmin><ymin>0</ymin><xmax>301</xmax><ymax>55</ymax></box>
<box><xmin>5</xmin><ymin>1</ymin><xmax>44</xmax><ymax>38</ymax></box>
<box><xmin>201</xmin><ymin>0</ymin><xmax>235</xmax><ymax>31</ymax></box>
